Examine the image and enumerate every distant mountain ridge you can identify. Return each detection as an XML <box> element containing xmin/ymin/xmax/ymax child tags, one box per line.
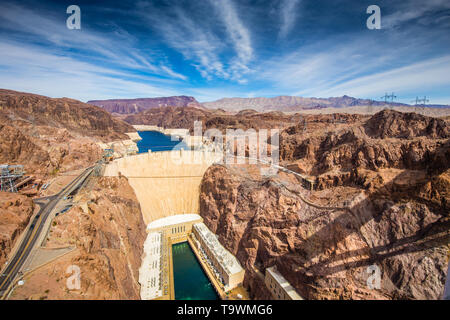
<box><xmin>202</xmin><ymin>95</ymin><xmax>449</xmax><ymax>112</ymax></box>
<box><xmin>89</xmin><ymin>94</ymin><xmax>449</xmax><ymax>115</ymax></box>
<box><xmin>88</xmin><ymin>96</ymin><xmax>203</xmax><ymax>115</ymax></box>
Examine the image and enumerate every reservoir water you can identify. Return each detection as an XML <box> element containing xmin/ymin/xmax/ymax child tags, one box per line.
<box><xmin>137</xmin><ymin>131</ymin><xmax>188</xmax><ymax>153</ymax></box>
<box><xmin>172</xmin><ymin>242</ymin><xmax>218</xmax><ymax>300</ymax></box>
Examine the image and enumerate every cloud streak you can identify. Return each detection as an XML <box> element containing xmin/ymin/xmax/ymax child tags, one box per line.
<box><xmin>0</xmin><ymin>3</ymin><xmax>185</xmax><ymax>80</ymax></box>
<box><xmin>0</xmin><ymin>42</ymin><xmax>180</xmax><ymax>101</ymax></box>
<box><xmin>209</xmin><ymin>0</ymin><xmax>253</xmax><ymax>79</ymax></box>
<box><xmin>279</xmin><ymin>0</ymin><xmax>301</xmax><ymax>38</ymax></box>
<box><xmin>143</xmin><ymin>0</ymin><xmax>253</xmax><ymax>83</ymax></box>
<box><xmin>320</xmin><ymin>55</ymin><xmax>450</xmax><ymax>99</ymax></box>
<box><xmin>382</xmin><ymin>0</ymin><xmax>450</xmax><ymax>29</ymax></box>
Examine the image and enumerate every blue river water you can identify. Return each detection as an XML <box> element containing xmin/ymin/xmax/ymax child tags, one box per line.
<box><xmin>172</xmin><ymin>242</ymin><xmax>218</xmax><ymax>300</ymax></box>
<box><xmin>137</xmin><ymin>131</ymin><xmax>189</xmax><ymax>153</ymax></box>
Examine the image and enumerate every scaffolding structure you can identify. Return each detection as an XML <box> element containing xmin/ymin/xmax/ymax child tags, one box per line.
<box><xmin>0</xmin><ymin>164</ymin><xmax>25</xmax><ymax>193</ymax></box>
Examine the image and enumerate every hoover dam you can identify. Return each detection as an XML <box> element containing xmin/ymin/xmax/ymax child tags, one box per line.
<box><xmin>103</xmin><ymin>131</ymin><xmax>248</xmax><ymax>300</ymax></box>
<box><xmin>103</xmin><ymin>149</ymin><xmax>222</xmax><ymax>224</ymax></box>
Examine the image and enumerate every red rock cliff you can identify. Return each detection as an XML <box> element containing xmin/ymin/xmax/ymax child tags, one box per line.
<box><xmin>199</xmin><ymin>165</ymin><xmax>448</xmax><ymax>299</ymax></box>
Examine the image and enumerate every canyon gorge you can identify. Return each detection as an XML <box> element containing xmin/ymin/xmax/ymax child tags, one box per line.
<box><xmin>0</xmin><ymin>89</ymin><xmax>448</xmax><ymax>300</ymax></box>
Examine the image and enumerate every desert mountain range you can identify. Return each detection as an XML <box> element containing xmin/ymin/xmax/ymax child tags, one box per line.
<box><xmin>88</xmin><ymin>94</ymin><xmax>449</xmax><ymax>115</ymax></box>
<box><xmin>87</xmin><ymin>96</ymin><xmax>203</xmax><ymax>115</ymax></box>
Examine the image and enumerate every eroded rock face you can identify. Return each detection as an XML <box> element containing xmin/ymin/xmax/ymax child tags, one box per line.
<box><xmin>124</xmin><ymin>106</ymin><xmax>211</xmax><ymax>129</ymax></box>
<box><xmin>0</xmin><ymin>123</ymin><xmax>53</xmax><ymax>172</ymax></box>
<box><xmin>0</xmin><ymin>89</ymin><xmax>134</xmax><ymax>175</ymax></box>
<box><xmin>199</xmin><ymin>111</ymin><xmax>449</xmax><ymax>300</ymax></box>
<box><xmin>364</xmin><ymin>110</ymin><xmax>449</xmax><ymax>139</ymax></box>
<box><xmin>0</xmin><ymin>89</ymin><xmax>134</xmax><ymax>140</ymax></box>
<box><xmin>0</xmin><ymin>192</ymin><xmax>35</xmax><ymax>267</ymax></box>
<box><xmin>280</xmin><ymin>110</ymin><xmax>450</xmax><ymax>188</ymax></box>
<box><xmin>11</xmin><ymin>176</ymin><xmax>146</xmax><ymax>300</ymax></box>
<box><xmin>199</xmin><ymin>165</ymin><xmax>449</xmax><ymax>300</ymax></box>
<box><xmin>123</xmin><ymin>105</ymin><xmax>306</xmax><ymax>134</ymax></box>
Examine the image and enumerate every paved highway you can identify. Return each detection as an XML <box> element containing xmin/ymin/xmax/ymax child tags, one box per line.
<box><xmin>0</xmin><ymin>166</ymin><xmax>95</xmax><ymax>298</ymax></box>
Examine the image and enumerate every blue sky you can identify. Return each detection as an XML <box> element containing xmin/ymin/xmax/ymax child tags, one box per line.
<box><xmin>0</xmin><ymin>0</ymin><xmax>449</xmax><ymax>104</ymax></box>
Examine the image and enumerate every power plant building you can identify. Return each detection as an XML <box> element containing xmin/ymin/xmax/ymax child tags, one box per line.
<box><xmin>265</xmin><ymin>266</ymin><xmax>302</xmax><ymax>300</ymax></box>
<box><xmin>192</xmin><ymin>222</ymin><xmax>245</xmax><ymax>291</ymax></box>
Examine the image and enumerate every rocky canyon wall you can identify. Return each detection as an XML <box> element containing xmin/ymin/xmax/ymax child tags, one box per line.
<box><xmin>0</xmin><ymin>89</ymin><xmax>135</xmax><ymax>176</ymax></box>
<box><xmin>11</xmin><ymin>176</ymin><xmax>147</xmax><ymax>300</ymax></box>
<box><xmin>199</xmin><ymin>163</ymin><xmax>448</xmax><ymax>300</ymax></box>
<box><xmin>0</xmin><ymin>192</ymin><xmax>35</xmax><ymax>267</ymax></box>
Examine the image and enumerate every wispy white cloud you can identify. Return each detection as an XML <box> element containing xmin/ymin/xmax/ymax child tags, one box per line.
<box><xmin>0</xmin><ymin>42</ymin><xmax>180</xmax><ymax>101</ymax></box>
<box><xmin>279</xmin><ymin>0</ymin><xmax>301</xmax><ymax>38</ymax></box>
<box><xmin>160</xmin><ymin>66</ymin><xmax>187</xmax><ymax>81</ymax></box>
<box><xmin>382</xmin><ymin>0</ymin><xmax>450</xmax><ymax>28</ymax></box>
<box><xmin>208</xmin><ymin>0</ymin><xmax>253</xmax><ymax>79</ymax></box>
<box><xmin>0</xmin><ymin>3</ymin><xmax>185</xmax><ymax>80</ymax></box>
<box><xmin>148</xmin><ymin>7</ymin><xmax>228</xmax><ymax>81</ymax></box>
<box><xmin>319</xmin><ymin>55</ymin><xmax>450</xmax><ymax>99</ymax></box>
<box><xmin>144</xmin><ymin>0</ymin><xmax>253</xmax><ymax>83</ymax></box>
<box><xmin>258</xmin><ymin>36</ymin><xmax>393</xmax><ymax>95</ymax></box>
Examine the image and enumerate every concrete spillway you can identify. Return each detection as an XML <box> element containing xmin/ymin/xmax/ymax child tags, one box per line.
<box><xmin>104</xmin><ymin>150</ymin><xmax>222</xmax><ymax>224</ymax></box>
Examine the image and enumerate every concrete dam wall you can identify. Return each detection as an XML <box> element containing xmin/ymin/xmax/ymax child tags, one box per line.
<box><xmin>104</xmin><ymin>150</ymin><xmax>222</xmax><ymax>224</ymax></box>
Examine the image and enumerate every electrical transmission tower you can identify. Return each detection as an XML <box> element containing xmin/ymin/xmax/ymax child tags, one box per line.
<box><xmin>390</xmin><ymin>92</ymin><xmax>397</xmax><ymax>102</ymax></box>
<box><xmin>412</xmin><ymin>96</ymin><xmax>429</xmax><ymax>105</ymax></box>
<box><xmin>381</xmin><ymin>92</ymin><xmax>397</xmax><ymax>102</ymax></box>
<box><xmin>381</xmin><ymin>92</ymin><xmax>397</xmax><ymax>109</ymax></box>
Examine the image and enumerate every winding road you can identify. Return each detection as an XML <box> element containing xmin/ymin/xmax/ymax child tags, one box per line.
<box><xmin>0</xmin><ymin>166</ymin><xmax>95</xmax><ymax>298</ymax></box>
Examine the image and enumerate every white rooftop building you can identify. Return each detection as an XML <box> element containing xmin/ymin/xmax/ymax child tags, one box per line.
<box><xmin>139</xmin><ymin>232</ymin><xmax>163</xmax><ymax>300</ymax></box>
<box><xmin>139</xmin><ymin>214</ymin><xmax>203</xmax><ymax>300</ymax></box>
<box><xmin>192</xmin><ymin>222</ymin><xmax>245</xmax><ymax>290</ymax></box>
<box><xmin>147</xmin><ymin>214</ymin><xmax>202</xmax><ymax>232</ymax></box>
<box><xmin>265</xmin><ymin>266</ymin><xmax>303</xmax><ymax>300</ymax></box>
